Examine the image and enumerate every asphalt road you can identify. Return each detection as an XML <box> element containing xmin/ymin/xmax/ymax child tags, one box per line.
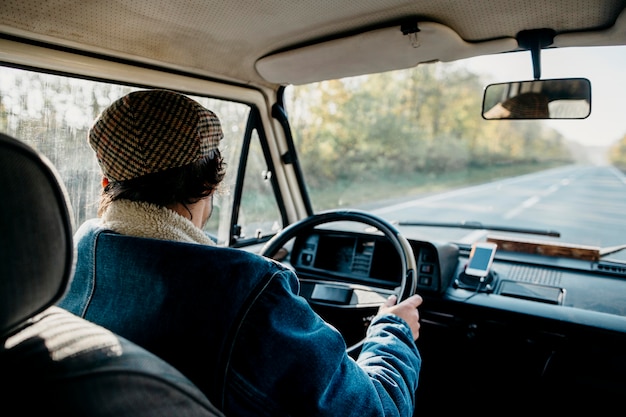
<box><xmin>372</xmin><ymin>164</ymin><xmax>626</xmax><ymax>256</ymax></box>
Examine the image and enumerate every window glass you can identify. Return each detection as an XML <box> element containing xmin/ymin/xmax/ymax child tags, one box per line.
<box><xmin>235</xmin><ymin>128</ymin><xmax>282</xmax><ymax>241</ymax></box>
<box><xmin>0</xmin><ymin>66</ymin><xmax>251</xmax><ymax>245</ymax></box>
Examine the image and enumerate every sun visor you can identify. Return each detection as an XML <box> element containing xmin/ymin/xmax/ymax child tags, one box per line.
<box><xmin>554</xmin><ymin>7</ymin><xmax>626</xmax><ymax>47</ymax></box>
<box><xmin>255</xmin><ymin>21</ymin><xmax>517</xmax><ymax>85</ymax></box>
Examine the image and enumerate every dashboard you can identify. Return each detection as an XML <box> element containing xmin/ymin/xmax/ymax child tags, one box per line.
<box><xmin>290</xmin><ymin>228</ymin><xmax>626</xmax><ymax>332</ymax></box>
<box><xmin>291</xmin><ymin>229</ymin><xmax>459</xmax><ymax>303</ymax></box>
<box><xmin>288</xmin><ymin>227</ymin><xmax>626</xmax><ymax>410</ymax></box>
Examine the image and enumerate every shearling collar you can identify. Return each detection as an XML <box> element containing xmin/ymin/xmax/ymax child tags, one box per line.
<box><xmin>101</xmin><ymin>199</ymin><xmax>215</xmax><ymax>246</ymax></box>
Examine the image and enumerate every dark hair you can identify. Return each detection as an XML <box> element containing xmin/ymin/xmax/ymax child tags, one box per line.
<box><xmin>98</xmin><ymin>151</ymin><xmax>226</xmax><ymax>216</ymax></box>
<box><xmin>502</xmin><ymin>92</ymin><xmax>550</xmax><ymax>118</ymax></box>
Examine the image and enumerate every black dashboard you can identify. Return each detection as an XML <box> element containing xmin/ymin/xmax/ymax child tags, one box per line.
<box><xmin>290</xmin><ymin>228</ymin><xmax>626</xmax><ymax>332</ymax></box>
<box><xmin>288</xmin><ymin>228</ymin><xmax>626</xmax><ymax>412</ymax></box>
<box><xmin>291</xmin><ymin>229</ymin><xmax>459</xmax><ymax>302</ymax></box>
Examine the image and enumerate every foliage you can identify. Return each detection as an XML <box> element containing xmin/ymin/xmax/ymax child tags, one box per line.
<box><xmin>288</xmin><ymin>63</ymin><xmax>573</xmax><ymax>199</ymax></box>
<box><xmin>609</xmin><ymin>133</ymin><xmax>626</xmax><ymax>169</ymax></box>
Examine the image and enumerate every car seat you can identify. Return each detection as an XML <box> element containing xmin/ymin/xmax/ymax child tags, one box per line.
<box><xmin>0</xmin><ymin>132</ymin><xmax>225</xmax><ymax>416</ymax></box>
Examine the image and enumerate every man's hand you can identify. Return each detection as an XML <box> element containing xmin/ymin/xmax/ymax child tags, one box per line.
<box><xmin>377</xmin><ymin>294</ymin><xmax>423</xmax><ymax>341</ymax></box>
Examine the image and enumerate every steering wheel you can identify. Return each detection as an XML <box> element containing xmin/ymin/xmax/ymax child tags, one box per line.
<box><xmin>259</xmin><ymin>209</ymin><xmax>417</xmax><ymax>353</ymax></box>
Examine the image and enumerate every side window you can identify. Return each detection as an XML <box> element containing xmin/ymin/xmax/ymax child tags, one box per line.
<box><xmin>0</xmin><ymin>65</ymin><xmax>270</xmax><ymax>248</ymax></box>
<box><xmin>204</xmin><ymin>103</ymin><xmax>283</xmax><ymax>247</ymax></box>
<box><xmin>192</xmin><ymin>98</ymin><xmax>249</xmax><ymax>245</ymax></box>
<box><xmin>0</xmin><ymin>66</ymin><xmax>136</xmax><ymax>229</ymax></box>
<box><xmin>233</xmin><ymin>128</ymin><xmax>282</xmax><ymax>243</ymax></box>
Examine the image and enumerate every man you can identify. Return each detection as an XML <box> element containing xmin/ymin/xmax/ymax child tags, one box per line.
<box><xmin>484</xmin><ymin>92</ymin><xmax>550</xmax><ymax>119</ymax></box>
<box><xmin>59</xmin><ymin>89</ymin><xmax>422</xmax><ymax>416</ymax></box>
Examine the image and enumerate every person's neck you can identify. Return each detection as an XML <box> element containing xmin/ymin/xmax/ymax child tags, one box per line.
<box><xmin>167</xmin><ymin>200</ymin><xmax>206</xmax><ymax>229</ymax></box>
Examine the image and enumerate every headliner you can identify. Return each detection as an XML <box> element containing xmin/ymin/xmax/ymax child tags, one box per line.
<box><xmin>1</xmin><ymin>1</ymin><xmax>626</xmax><ymax>88</ymax></box>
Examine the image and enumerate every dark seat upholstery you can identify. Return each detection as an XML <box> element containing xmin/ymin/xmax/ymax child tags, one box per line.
<box><xmin>0</xmin><ymin>132</ymin><xmax>224</xmax><ymax>416</ymax></box>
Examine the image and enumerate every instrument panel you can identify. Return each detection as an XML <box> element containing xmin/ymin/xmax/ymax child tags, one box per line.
<box><xmin>291</xmin><ymin>229</ymin><xmax>459</xmax><ymax>303</ymax></box>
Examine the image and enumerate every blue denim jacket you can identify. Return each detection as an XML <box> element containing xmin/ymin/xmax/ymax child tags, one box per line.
<box><xmin>58</xmin><ymin>219</ymin><xmax>421</xmax><ymax>416</ymax></box>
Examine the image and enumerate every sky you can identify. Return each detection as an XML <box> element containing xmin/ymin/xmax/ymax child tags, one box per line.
<box><xmin>463</xmin><ymin>45</ymin><xmax>626</xmax><ymax>147</ymax></box>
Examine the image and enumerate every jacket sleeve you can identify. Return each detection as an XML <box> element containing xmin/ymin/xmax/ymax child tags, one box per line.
<box><xmin>356</xmin><ymin>314</ymin><xmax>421</xmax><ymax>415</ymax></box>
<box><xmin>224</xmin><ymin>267</ymin><xmax>421</xmax><ymax>417</ymax></box>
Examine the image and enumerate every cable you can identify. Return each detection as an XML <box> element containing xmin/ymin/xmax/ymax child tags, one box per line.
<box><xmin>461</xmin><ymin>275</ymin><xmax>486</xmax><ymax>301</ymax></box>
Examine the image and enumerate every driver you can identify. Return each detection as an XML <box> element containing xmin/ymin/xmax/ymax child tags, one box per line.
<box><xmin>58</xmin><ymin>89</ymin><xmax>423</xmax><ymax>417</ymax></box>
<box><xmin>484</xmin><ymin>92</ymin><xmax>550</xmax><ymax>119</ymax></box>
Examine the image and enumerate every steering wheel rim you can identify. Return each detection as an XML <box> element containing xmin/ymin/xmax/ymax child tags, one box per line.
<box><xmin>259</xmin><ymin>209</ymin><xmax>417</xmax><ymax>353</ymax></box>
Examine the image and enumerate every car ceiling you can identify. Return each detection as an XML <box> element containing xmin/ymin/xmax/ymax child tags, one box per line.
<box><xmin>1</xmin><ymin>0</ymin><xmax>626</xmax><ymax>89</ymax></box>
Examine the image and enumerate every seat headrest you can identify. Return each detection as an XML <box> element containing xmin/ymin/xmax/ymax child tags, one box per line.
<box><xmin>0</xmin><ymin>132</ymin><xmax>74</xmax><ymax>336</ymax></box>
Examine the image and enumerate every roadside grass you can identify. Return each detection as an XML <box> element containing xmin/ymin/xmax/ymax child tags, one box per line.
<box><xmin>307</xmin><ymin>161</ymin><xmax>566</xmax><ymax>211</ymax></box>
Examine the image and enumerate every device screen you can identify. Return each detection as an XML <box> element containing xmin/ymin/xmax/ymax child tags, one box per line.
<box><xmin>465</xmin><ymin>243</ymin><xmax>496</xmax><ymax>276</ymax></box>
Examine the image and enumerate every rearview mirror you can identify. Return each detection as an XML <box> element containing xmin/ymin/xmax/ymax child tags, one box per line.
<box><xmin>482</xmin><ymin>78</ymin><xmax>591</xmax><ymax>120</ymax></box>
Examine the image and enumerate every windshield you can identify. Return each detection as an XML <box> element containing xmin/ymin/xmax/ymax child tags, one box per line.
<box><xmin>286</xmin><ymin>46</ymin><xmax>626</xmax><ymax>258</ymax></box>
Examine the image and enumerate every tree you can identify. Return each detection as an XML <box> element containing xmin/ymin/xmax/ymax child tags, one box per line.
<box><xmin>609</xmin><ymin>133</ymin><xmax>626</xmax><ymax>169</ymax></box>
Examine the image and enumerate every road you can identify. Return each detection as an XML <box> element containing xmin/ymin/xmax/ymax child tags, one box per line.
<box><xmin>372</xmin><ymin>164</ymin><xmax>626</xmax><ymax>255</ymax></box>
